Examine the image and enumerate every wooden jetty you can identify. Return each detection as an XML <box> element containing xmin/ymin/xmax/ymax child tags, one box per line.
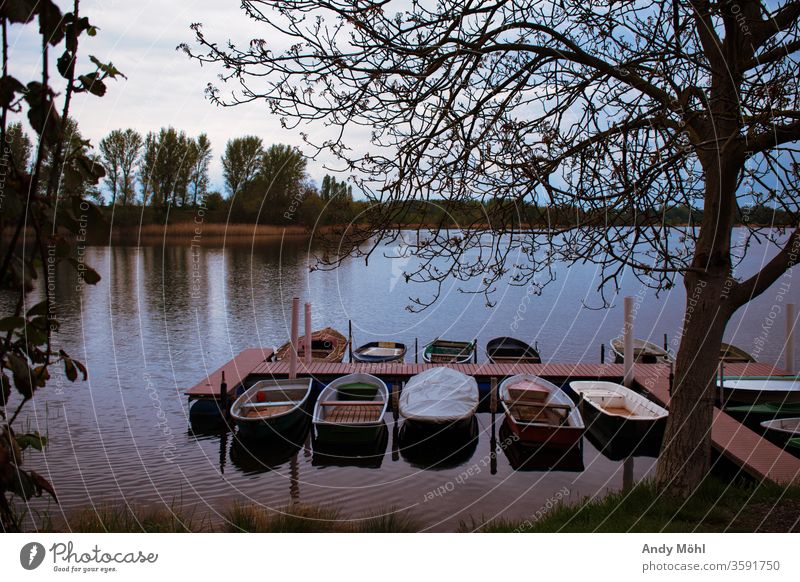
<box><xmin>185</xmin><ymin>351</ymin><xmax>800</xmax><ymax>485</ymax></box>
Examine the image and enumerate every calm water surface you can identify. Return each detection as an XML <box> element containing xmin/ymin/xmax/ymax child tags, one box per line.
<box><xmin>6</xmin><ymin>230</ymin><xmax>798</xmax><ymax>531</ymax></box>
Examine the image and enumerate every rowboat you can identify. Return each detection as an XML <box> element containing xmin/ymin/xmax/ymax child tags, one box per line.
<box><xmin>760</xmin><ymin>417</ymin><xmax>800</xmax><ymax>444</ymax></box>
<box><xmin>499</xmin><ymin>374</ymin><xmax>584</xmax><ymax>447</ymax></box>
<box><xmin>788</xmin><ymin>438</ymin><xmax>800</xmax><ymax>452</ymax></box>
<box><xmin>312</xmin><ymin>373</ymin><xmax>389</xmax><ymax>443</ymax></box>
<box><xmin>399</xmin><ymin>367</ymin><xmax>479</xmax><ymax>429</ymax></box>
<box><xmin>398</xmin><ymin>416</ymin><xmax>479</xmax><ymax>469</ymax></box>
<box><xmin>486</xmin><ymin>337</ymin><xmax>541</xmax><ymax>364</ymax></box>
<box><xmin>230</xmin><ymin>378</ymin><xmax>313</xmax><ymax>439</ymax></box>
<box><xmin>352</xmin><ymin>341</ymin><xmax>407</xmax><ymax>363</ymax></box>
<box><xmin>275</xmin><ymin>327</ymin><xmax>348</xmax><ymax>363</ymax></box>
<box><xmin>570</xmin><ymin>381</ymin><xmax>667</xmax><ymax>454</ymax></box>
<box><xmin>717</xmin><ymin>377</ymin><xmax>800</xmax><ymax>405</ymax></box>
<box><xmin>422</xmin><ymin>339</ymin><xmax>476</xmax><ymax>364</ymax></box>
<box><xmin>719</xmin><ymin>342</ymin><xmax>756</xmax><ymax>363</ymax></box>
<box><xmin>610</xmin><ymin>337</ymin><xmax>673</xmax><ymax>364</ymax></box>
<box><xmin>312</xmin><ymin>426</ymin><xmax>389</xmax><ymax>469</ymax></box>
<box><xmin>499</xmin><ymin>419</ymin><xmax>584</xmax><ymax>471</ymax></box>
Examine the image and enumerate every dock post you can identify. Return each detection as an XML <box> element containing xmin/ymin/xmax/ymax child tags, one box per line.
<box><xmin>415</xmin><ymin>338</ymin><xmax>418</xmax><ymax>363</ymax></box>
<box><xmin>786</xmin><ymin>303</ymin><xmax>796</xmax><ymax>374</ymax></box>
<box><xmin>623</xmin><ymin>296</ymin><xmax>634</xmax><ymax>387</ymax></box>
<box><xmin>600</xmin><ymin>343</ymin><xmax>605</xmax><ymax>364</ymax></box>
<box><xmin>304</xmin><ymin>302</ymin><xmax>312</xmax><ymax>366</ymax></box>
<box><xmin>219</xmin><ymin>370</ymin><xmax>228</xmax><ymax>417</ymax></box>
<box><xmin>289</xmin><ymin>297</ymin><xmax>300</xmax><ymax>379</ymax></box>
<box><xmin>663</xmin><ymin>333</ymin><xmax>668</xmax><ymax>352</ymax></box>
<box><xmin>348</xmin><ymin>319</ymin><xmax>353</xmax><ymax>362</ymax></box>
<box><xmin>473</xmin><ymin>340</ymin><xmax>478</xmax><ymax>364</ymax></box>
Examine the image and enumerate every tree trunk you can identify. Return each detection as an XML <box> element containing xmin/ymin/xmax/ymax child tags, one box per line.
<box><xmin>654</xmin><ymin>272</ymin><xmax>730</xmax><ymax>495</ymax></box>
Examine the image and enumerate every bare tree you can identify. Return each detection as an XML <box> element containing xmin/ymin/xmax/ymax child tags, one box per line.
<box><xmin>185</xmin><ymin>0</ymin><xmax>800</xmax><ymax>495</ymax></box>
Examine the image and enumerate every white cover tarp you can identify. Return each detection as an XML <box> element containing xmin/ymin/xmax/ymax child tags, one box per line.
<box><xmin>399</xmin><ymin>367</ymin><xmax>478</xmax><ymax>423</ymax></box>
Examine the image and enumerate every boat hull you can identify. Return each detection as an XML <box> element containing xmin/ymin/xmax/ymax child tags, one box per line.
<box><xmin>718</xmin><ymin>378</ymin><xmax>800</xmax><ymax>405</ymax></box>
<box><xmin>235</xmin><ymin>407</ymin><xmax>307</xmax><ymax>440</ymax></box>
<box><xmin>505</xmin><ymin>416</ymin><xmax>583</xmax><ymax>447</ymax></box>
<box><xmin>580</xmin><ymin>400</ymin><xmax>666</xmax><ymax>456</ymax></box>
<box><xmin>314</xmin><ymin>421</ymin><xmax>387</xmax><ymax>444</ymax></box>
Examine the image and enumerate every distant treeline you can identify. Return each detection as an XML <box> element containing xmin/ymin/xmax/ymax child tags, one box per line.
<box><xmin>5</xmin><ymin>120</ymin><xmax>793</xmax><ymax>230</ymax></box>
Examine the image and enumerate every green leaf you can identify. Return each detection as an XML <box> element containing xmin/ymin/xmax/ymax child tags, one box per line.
<box><xmin>15</xmin><ymin>432</ymin><xmax>48</xmax><ymax>451</ymax></box>
<box><xmin>38</xmin><ymin>0</ymin><xmax>65</xmax><ymax>46</ymax></box>
<box><xmin>0</xmin><ymin>373</ymin><xmax>10</xmax><ymax>406</ymax></box>
<box><xmin>0</xmin><ymin>75</ymin><xmax>26</xmax><ymax>108</ymax></box>
<box><xmin>28</xmin><ymin>470</ymin><xmax>58</xmax><ymax>501</ymax></box>
<box><xmin>0</xmin><ymin>316</ymin><xmax>25</xmax><ymax>332</ymax></box>
<box><xmin>26</xmin><ymin>301</ymin><xmax>48</xmax><ymax>317</ymax></box>
<box><xmin>63</xmin><ymin>357</ymin><xmax>77</xmax><ymax>382</ymax></box>
<box><xmin>0</xmin><ymin>0</ymin><xmax>38</xmax><ymax>24</ymax></box>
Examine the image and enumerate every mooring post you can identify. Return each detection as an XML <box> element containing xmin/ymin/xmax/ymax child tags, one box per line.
<box><xmin>304</xmin><ymin>302</ymin><xmax>312</xmax><ymax>366</ymax></box>
<box><xmin>415</xmin><ymin>338</ymin><xmax>418</xmax><ymax>363</ymax></box>
<box><xmin>600</xmin><ymin>343</ymin><xmax>605</xmax><ymax>364</ymax></box>
<box><xmin>786</xmin><ymin>303</ymin><xmax>796</xmax><ymax>374</ymax></box>
<box><xmin>219</xmin><ymin>370</ymin><xmax>228</xmax><ymax>416</ymax></box>
<box><xmin>663</xmin><ymin>333</ymin><xmax>668</xmax><ymax>352</ymax></box>
<box><xmin>289</xmin><ymin>297</ymin><xmax>299</xmax><ymax>379</ymax></box>
<box><xmin>490</xmin><ymin>377</ymin><xmax>497</xmax><ymax>414</ymax></box>
<box><xmin>348</xmin><ymin>319</ymin><xmax>353</xmax><ymax>363</ymax></box>
<box><xmin>473</xmin><ymin>339</ymin><xmax>478</xmax><ymax>364</ymax></box>
<box><xmin>623</xmin><ymin>296</ymin><xmax>634</xmax><ymax>387</ymax></box>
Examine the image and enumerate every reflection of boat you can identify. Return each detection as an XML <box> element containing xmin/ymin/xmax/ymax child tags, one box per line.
<box><xmin>275</xmin><ymin>327</ymin><xmax>347</xmax><ymax>363</ymax></box>
<box><xmin>570</xmin><ymin>381</ymin><xmax>667</xmax><ymax>454</ymax></box>
<box><xmin>499</xmin><ymin>374</ymin><xmax>584</xmax><ymax>447</ymax></box>
<box><xmin>399</xmin><ymin>367</ymin><xmax>479</xmax><ymax>430</ymax></box>
<box><xmin>788</xmin><ymin>438</ymin><xmax>800</xmax><ymax>452</ymax></box>
<box><xmin>313</xmin><ymin>373</ymin><xmax>388</xmax><ymax>444</ymax></box>
<box><xmin>486</xmin><ymin>337</ymin><xmax>541</xmax><ymax>364</ymax></box>
<box><xmin>610</xmin><ymin>337</ymin><xmax>672</xmax><ymax>364</ymax></box>
<box><xmin>352</xmin><ymin>341</ymin><xmax>407</xmax><ymax>363</ymax></box>
<box><xmin>719</xmin><ymin>342</ymin><xmax>756</xmax><ymax>363</ymax></box>
<box><xmin>499</xmin><ymin>419</ymin><xmax>584</xmax><ymax>471</ymax></box>
<box><xmin>718</xmin><ymin>377</ymin><xmax>800</xmax><ymax>405</ymax></box>
<box><xmin>189</xmin><ymin>399</ymin><xmax>229</xmax><ymax>430</ymax></box>
<box><xmin>311</xmin><ymin>425</ymin><xmax>389</xmax><ymax>469</ymax></box>
<box><xmin>230</xmin><ymin>378</ymin><xmax>312</xmax><ymax>439</ymax></box>
<box><xmin>229</xmin><ymin>420</ymin><xmax>309</xmax><ymax>474</ymax></box>
<box><xmin>760</xmin><ymin>418</ymin><xmax>800</xmax><ymax>445</ymax></box>
<box><xmin>398</xmin><ymin>416</ymin><xmax>479</xmax><ymax>470</ymax></box>
<box><xmin>422</xmin><ymin>339</ymin><xmax>476</xmax><ymax>364</ymax></box>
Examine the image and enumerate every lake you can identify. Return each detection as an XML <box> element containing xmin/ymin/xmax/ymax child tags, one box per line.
<box><xmin>5</xmin><ymin>229</ymin><xmax>798</xmax><ymax>531</ymax></box>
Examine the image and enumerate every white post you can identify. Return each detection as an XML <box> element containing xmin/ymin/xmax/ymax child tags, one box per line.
<box><xmin>304</xmin><ymin>302</ymin><xmax>312</xmax><ymax>366</ymax></box>
<box><xmin>623</xmin><ymin>296</ymin><xmax>634</xmax><ymax>387</ymax></box>
<box><xmin>289</xmin><ymin>297</ymin><xmax>300</xmax><ymax>379</ymax></box>
<box><xmin>786</xmin><ymin>303</ymin><xmax>796</xmax><ymax>374</ymax></box>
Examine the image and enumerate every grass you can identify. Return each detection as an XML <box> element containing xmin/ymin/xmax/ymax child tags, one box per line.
<box><xmin>52</xmin><ymin>502</ymin><xmax>420</xmax><ymax>533</ymax></box>
<box><xmin>462</xmin><ymin>477</ymin><xmax>800</xmax><ymax>533</ymax></box>
<box><xmin>27</xmin><ymin>479</ymin><xmax>800</xmax><ymax>533</ymax></box>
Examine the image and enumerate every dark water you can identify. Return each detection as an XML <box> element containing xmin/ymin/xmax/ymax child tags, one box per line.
<box><xmin>6</xmin><ymin>231</ymin><xmax>798</xmax><ymax>531</ymax></box>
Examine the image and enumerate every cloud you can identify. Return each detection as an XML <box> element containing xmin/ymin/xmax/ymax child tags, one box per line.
<box><xmin>9</xmin><ymin>0</ymin><xmax>363</xmax><ymax>193</ymax></box>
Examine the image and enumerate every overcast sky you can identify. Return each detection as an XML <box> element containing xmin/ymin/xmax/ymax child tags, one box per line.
<box><xmin>9</xmin><ymin>0</ymin><xmax>345</xmax><ymax>194</ymax></box>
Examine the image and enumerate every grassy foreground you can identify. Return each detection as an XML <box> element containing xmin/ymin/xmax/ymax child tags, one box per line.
<box><xmin>57</xmin><ymin>503</ymin><xmax>421</xmax><ymax>533</ymax></box>
<box><xmin>20</xmin><ymin>478</ymin><xmax>800</xmax><ymax>533</ymax></box>
<box><xmin>465</xmin><ymin>478</ymin><xmax>800</xmax><ymax>533</ymax></box>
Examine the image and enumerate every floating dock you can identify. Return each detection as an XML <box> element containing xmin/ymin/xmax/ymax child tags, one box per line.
<box><xmin>185</xmin><ymin>352</ymin><xmax>800</xmax><ymax>485</ymax></box>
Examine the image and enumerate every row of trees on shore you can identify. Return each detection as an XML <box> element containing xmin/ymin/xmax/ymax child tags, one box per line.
<box><xmin>5</xmin><ymin>121</ymin><xmax>355</xmax><ymax>225</ymax></box>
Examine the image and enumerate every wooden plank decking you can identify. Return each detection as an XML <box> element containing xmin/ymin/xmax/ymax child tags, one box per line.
<box><xmin>184</xmin><ymin>347</ymin><xmax>273</xmax><ymax>398</ymax></box>
<box><xmin>185</xmin><ymin>350</ymin><xmax>800</xmax><ymax>484</ymax></box>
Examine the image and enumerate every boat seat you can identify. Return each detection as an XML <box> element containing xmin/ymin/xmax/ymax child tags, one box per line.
<box><xmin>240</xmin><ymin>401</ymin><xmax>295</xmax><ymax>409</ymax></box>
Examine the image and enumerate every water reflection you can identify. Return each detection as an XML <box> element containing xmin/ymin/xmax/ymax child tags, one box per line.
<box><xmin>398</xmin><ymin>417</ymin><xmax>480</xmax><ymax>470</ymax></box>
<box><xmin>311</xmin><ymin>425</ymin><xmax>389</xmax><ymax>469</ymax></box>
<box><xmin>499</xmin><ymin>419</ymin><xmax>585</xmax><ymax>471</ymax></box>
